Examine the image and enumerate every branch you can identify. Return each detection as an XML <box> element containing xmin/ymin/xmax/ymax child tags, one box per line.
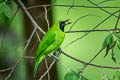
<box><xmin>0</xmin><ymin>67</ymin><xmax>13</xmax><ymax>72</ymax></box>
<box><xmin>43</xmin><ymin>6</ymin><xmax>50</xmax><ymax>30</ymax></box>
<box><xmin>66</xmin><ymin>28</ymin><xmax>120</xmax><ymax>33</ymax></box>
<box><xmin>114</xmin><ymin>10</ymin><xmax>120</xmax><ymax>29</ymax></box>
<box><xmin>39</xmin><ymin>59</ymin><xmax>56</xmax><ymax>80</ymax></box>
<box><xmin>26</xmin><ymin>4</ymin><xmax>120</xmax><ymax>9</ymax></box>
<box><xmin>61</xmin><ymin>50</ymin><xmax>120</xmax><ymax>69</ymax></box>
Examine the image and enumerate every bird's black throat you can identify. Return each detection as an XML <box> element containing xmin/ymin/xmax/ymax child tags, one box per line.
<box><xmin>59</xmin><ymin>22</ymin><xmax>66</xmax><ymax>32</ymax></box>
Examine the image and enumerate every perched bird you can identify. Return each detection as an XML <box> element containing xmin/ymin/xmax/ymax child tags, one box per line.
<box><xmin>33</xmin><ymin>19</ymin><xmax>72</xmax><ymax>77</ymax></box>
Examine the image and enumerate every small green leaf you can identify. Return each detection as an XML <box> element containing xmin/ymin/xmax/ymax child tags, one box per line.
<box><xmin>113</xmin><ymin>43</ymin><xmax>120</xmax><ymax>64</ymax></box>
<box><xmin>113</xmin><ymin>70</ymin><xmax>120</xmax><ymax>80</ymax></box>
<box><xmin>102</xmin><ymin>34</ymin><xmax>113</xmax><ymax>57</ymax></box>
<box><xmin>64</xmin><ymin>70</ymin><xmax>88</xmax><ymax>80</ymax></box>
<box><xmin>102</xmin><ymin>34</ymin><xmax>112</xmax><ymax>49</ymax></box>
<box><xmin>113</xmin><ymin>32</ymin><xmax>120</xmax><ymax>40</ymax></box>
<box><xmin>1</xmin><ymin>3</ymin><xmax>12</xmax><ymax>19</ymax></box>
<box><xmin>80</xmin><ymin>75</ymin><xmax>88</xmax><ymax>80</ymax></box>
<box><xmin>102</xmin><ymin>72</ymin><xmax>112</xmax><ymax>80</ymax></box>
<box><xmin>64</xmin><ymin>70</ymin><xmax>79</xmax><ymax>80</ymax></box>
<box><xmin>0</xmin><ymin>3</ymin><xmax>4</xmax><ymax>13</ymax></box>
<box><xmin>111</xmin><ymin>49</ymin><xmax>116</xmax><ymax>63</ymax></box>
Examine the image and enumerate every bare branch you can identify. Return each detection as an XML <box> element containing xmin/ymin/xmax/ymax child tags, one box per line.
<box><xmin>0</xmin><ymin>67</ymin><xmax>13</xmax><ymax>72</ymax></box>
<box><xmin>114</xmin><ymin>10</ymin><xmax>120</xmax><ymax>29</ymax></box>
<box><xmin>26</xmin><ymin>4</ymin><xmax>120</xmax><ymax>9</ymax></box>
<box><xmin>61</xmin><ymin>50</ymin><xmax>120</xmax><ymax>69</ymax></box>
<box><xmin>44</xmin><ymin>6</ymin><xmax>50</xmax><ymax>30</ymax></box>
<box><xmin>45</xmin><ymin>58</ymin><xmax>50</xmax><ymax>80</ymax></box>
<box><xmin>66</xmin><ymin>28</ymin><xmax>120</xmax><ymax>33</ymax></box>
<box><xmin>39</xmin><ymin>59</ymin><xmax>56</xmax><ymax>80</ymax></box>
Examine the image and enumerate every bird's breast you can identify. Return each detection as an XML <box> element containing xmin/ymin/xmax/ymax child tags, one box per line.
<box><xmin>55</xmin><ymin>31</ymin><xmax>65</xmax><ymax>45</ymax></box>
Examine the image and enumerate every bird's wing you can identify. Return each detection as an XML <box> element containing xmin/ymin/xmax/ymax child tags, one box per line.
<box><xmin>35</xmin><ymin>31</ymin><xmax>56</xmax><ymax>58</ymax></box>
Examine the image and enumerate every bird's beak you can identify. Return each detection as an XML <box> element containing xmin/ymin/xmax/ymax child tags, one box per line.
<box><xmin>65</xmin><ymin>19</ymin><xmax>72</xmax><ymax>25</ymax></box>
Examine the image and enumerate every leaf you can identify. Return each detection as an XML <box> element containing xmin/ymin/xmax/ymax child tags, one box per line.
<box><xmin>102</xmin><ymin>34</ymin><xmax>113</xmax><ymax>57</ymax></box>
<box><xmin>113</xmin><ymin>70</ymin><xmax>120</xmax><ymax>80</ymax></box>
<box><xmin>1</xmin><ymin>3</ymin><xmax>12</xmax><ymax>19</ymax></box>
<box><xmin>64</xmin><ymin>70</ymin><xmax>79</xmax><ymax>80</ymax></box>
<box><xmin>113</xmin><ymin>43</ymin><xmax>120</xmax><ymax>64</ymax></box>
<box><xmin>113</xmin><ymin>32</ymin><xmax>120</xmax><ymax>40</ymax></box>
<box><xmin>102</xmin><ymin>34</ymin><xmax>112</xmax><ymax>49</ymax></box>
<box><xmin>64</xmin><ymin>70</ymin><xmax>88</xmax><ymax>80</ymax></box>
<box><xmin>80</xmin><ymin>75</ymin><xmax>88</xmax><ymax>80</ymax></box>
<box><xmin>111</xmin><ymin>49</ymin><xmax>116</xmax><ymax>63</ymax></box>
<box><xmin>104</xmin><ymin>45</ymin><xmax>110</xmax><ymax>57</ymax></box>
<box><xmin>102</xmin><ymin>72</ymin><xmax>112</xmax><ymax>80</ymax></box>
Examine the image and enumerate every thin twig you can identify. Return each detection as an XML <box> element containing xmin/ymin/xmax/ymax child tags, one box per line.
<box><xmin>44</xmin><ymin>6</ymin><xmax>50</xmax><ymax>30</ymax></box>
<box><xmin>45</xmin><ymin>58</ymin><xmax>50</xmax><ymax>80</ymax></box>
<box><xmin>0</xmin><ymin>67</ymin><xmax>13</xmax><ymax>72</ymax></box>
<box><xmin>97</xmin><ymin>0</ymin><xmax>114</xmax><ymax>5</ymax></box>
<box><xmin>22</xmin><ymin>56</ymin><xmax>35</xmax><ymax>59</ymax></box>
<box><xmin>66</xmin><ymin>0</ymin><xmax>74</xmax><ymax>15</ymax></box>
<box><xmin>35</xmin><ymin>8</ymin><xmax>51</xmax><ymax>19</ymax></box>
<box><xmin>66</xmin><ymin>28</ymin><xmax>120</xmax><ymax>33</ymax></box>
<box><xmin>39</xmin><ymin>59</ymin><xmax>56</xmax><ymax>80</ymax></box>
<box><xmin>26</xmin><ymin>4</ymin><xmax>120</xmax><ymax>9</ymax></box>
<box><xmin>68</xmin><ymin>14</ymin><xmax>99</xmax><ymax>31</ymax></box>
<box><xmin>114</xmin><ymin>10</ymin><xmax>120</xmax><ymax>29</ymax></box>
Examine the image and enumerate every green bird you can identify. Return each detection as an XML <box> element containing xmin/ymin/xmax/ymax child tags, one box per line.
<box><xmin>33</xmin><ymin>19</ymin><xmax>71</xmax><ymax>77</ymax></box>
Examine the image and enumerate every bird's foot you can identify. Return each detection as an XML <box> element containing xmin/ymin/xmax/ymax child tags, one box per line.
<box><xmin>50</xmin><ymin>54</ymin><xmax>59</xmax><ymax>60</ymax></box>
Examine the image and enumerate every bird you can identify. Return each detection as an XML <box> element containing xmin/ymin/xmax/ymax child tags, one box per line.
<box><xmin>33</xmin><ymin>19</ymin><xmax>72</xmax><ymax>77</ymax></box>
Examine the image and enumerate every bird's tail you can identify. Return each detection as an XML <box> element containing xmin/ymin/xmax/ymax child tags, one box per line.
<box><xmin>33</xmin><ymin>55</ymin><xmax>46</xmax><ymax>77</ymax></box>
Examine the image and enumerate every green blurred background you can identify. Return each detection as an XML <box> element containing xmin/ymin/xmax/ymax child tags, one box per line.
<box><xmin>0</xmin><ymin>0</ymin><xmax>120</xmax><ymax>80</ymax></box>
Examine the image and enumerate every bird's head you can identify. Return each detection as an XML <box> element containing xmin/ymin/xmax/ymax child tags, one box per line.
<box><xmin>59</xmin><ymin>19</ymin><xmax>72</xmax><ymax>32</ymax></box>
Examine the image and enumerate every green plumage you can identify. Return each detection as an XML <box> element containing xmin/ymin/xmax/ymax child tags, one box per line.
<box><xmin>33</xmin><ymin>20</ymin><xmax>71</xmax><ymax>77</ymax></box>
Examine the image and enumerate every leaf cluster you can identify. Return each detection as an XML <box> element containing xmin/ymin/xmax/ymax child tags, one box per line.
<box><xmin>102</xmin><ymin>31</ymin><xmax>120</xmax><ymax>64</ymax></box>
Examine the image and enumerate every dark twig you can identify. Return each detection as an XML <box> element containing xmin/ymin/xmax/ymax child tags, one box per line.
<box><xmin>66</xmin><ymin>0</ymin><xmax>74</xmax><ymax>15</ymax></box>
<box><xmin>66</xmin><ymin>28</ymin><xmax>120</xmax><ymax>33</ymax></box>
<box><xmin>97</xmin><ymin>0</ymin><xmax>114</xmax><ymax>5</ymax></box>
<box><xmin>114</xmin><ymin>10</ymin><xmax>120</xmax><ymax>29</ymax></box>
<box><xmin>39</xmin><ymin>59</ymin><xmax>56</xmax><ymax>80</ymax></box>
<box><xmin>61</xmin><ymin>50</ymin><xmax>120</xmax><ymax>69</ymax></box>
<box><xmin>26</xmin><ymin>4</ymin><xmax>120</xmax><ymax>9</ymax></box>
